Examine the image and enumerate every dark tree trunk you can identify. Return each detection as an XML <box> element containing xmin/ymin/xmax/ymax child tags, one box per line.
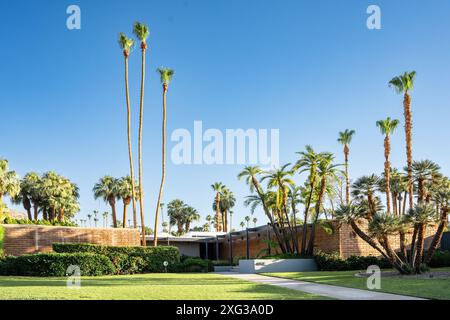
<box><xmin>425</xmin><ymin>208</ymin><xmax>448</xmax><ymax>264</ymax></box>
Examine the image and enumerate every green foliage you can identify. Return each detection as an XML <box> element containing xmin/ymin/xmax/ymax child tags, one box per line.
<box><xmin>428</xmin><ymin>250</ymin><xmax>450</xmax><ymax>268</ymax></box>
<box><xmin>0</xmin><ymin>253</ymin><xmax>114</xmax><ymax>277</ymax></box>
<box><xmin>314</xmin><ymin>251</ymin><xmax>391</xmax><ymax>271</ymax></box>
<box><xmin>262</xmin><ymin>253</ymin><xmax>306</xmax><ymax>259</ymax></box>
<box><xmin>53</xmin><ymin>243</ymin><xmax>180</xmax><ymax>273</ymax></box>
<box><xmin>2</xmin><ymin>217</ymin><xmax>77</xmax><ymax>227</ymax></box>
<box><xmin>0</xmin><ymin>225</ymin><xmax>4</xmax><ymax>257</ymax></box>
<box><xmin>173</xmin><ymin>256</ymin><xmax>213</xmax><ymax>273</ymax></box>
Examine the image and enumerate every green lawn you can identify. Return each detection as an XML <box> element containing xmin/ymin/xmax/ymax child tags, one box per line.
<box><xmin>264</xmin><ymin>268</ymin><xmax>450</xmax><ymax>300</ymax></box>
<box><xmin>0</xmin><ymin>273</ymin><xmax>327</xmax><ymax>300</ymax></box>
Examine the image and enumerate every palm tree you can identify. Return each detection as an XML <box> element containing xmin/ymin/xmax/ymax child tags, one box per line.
<box><xmin>213</xmin><ymin>187</ymin><xmax>235</xmax><ymax>232</ymax></box>
<box><xmin>244</xmin><ymin>215</ymin><xmax>251</xmax><ymax>228</ymax></box>
<box><xmin>238</xmin><ymin>166</ymin><xmax>287</xmax><ymax>253</ymax></box>
<box><xmin>252</xmin><ymin>217</ymin><xmax>258</xmax><ymax>227</ymax></box>
<box><xmin>0</xmin><ymin>159</ymin><xmax>20</xmax><ymax>217</ymax></box>
<box><xmin>389</xmin><ymin>71</ymin><xmax>417</xmax><ymax>210</ymax></box>
<box><xmin>412</xmin><ymin>160</ymin><xmax>441</xmax><ymax>203</ymax></box>
<box><xmin>351</xmin><ymin>174</ymin><xmax>381</xmax><ymax>217</ymax></box>
<box><xmin>87</xmin><ymin>213</ymin><xmax>92</xmax><ymax>227</ymax></box>
<box><xmin>211</xmin><ymin>182</ymin><xmax>225</xmax><ymax>232</ymax></box>
<box><xmin>117</xmin><ymin>176</ymin><xmax>137</xmax><ymax>228</ymax></box>
<box><xmin>262</xmin><ymin>163</ymin><xmax>298</xmax><ymax>252</ymax></box>
<box><xmin>376</xmin><ymin>117</ymin><xmax>400</xmax><ymax>214</ymax></box>
<box><xmin>293</xmin><ymin>146</ymin><xmax>331</xmax><ymax>255</ymax></box>
<box><xmin>153</xmin><ymin>67</ymin><xmax>175</xmax><ymax>246</ymax></box>
<box><xmin>337</xmin><ymin>129</ymin><xmax>355</xmax><ymax>205</ymax></box>
<box><xmin>184</xmin><ymin>206</ymin><xmax>200</xmax><ymax>233</ymax></box>
<box><xmin>102</xmin><ymin>211</ymin><xmax>109</xmax><ymax>228</ymax></box>
<box><xmin>306</xmin><ymin>154</ymin><xmax>339</xmax><ymax>256</ymax></box>
<box><xmin>240</xmin><ymin>221</ymin><xmax>245</xmax><ymax>230</ymax></box>
<box><xmin>133</xmin><ymin>21</ymin><xmax>150</xmax><ymax>246</ymax></box>
<box><xmin>93</xmin><ymin>176</ymin><xmax>119</xmax><ymax>228</ymax></box>
<box><xmin>167</xmin><ymin>199</ymin><xmax>187</xmax><ymax>235</ymax></box>
<box><xmin>118</xmin><ymin>33</ymin><xmax>138</xmax><ymax>229</ymax></box>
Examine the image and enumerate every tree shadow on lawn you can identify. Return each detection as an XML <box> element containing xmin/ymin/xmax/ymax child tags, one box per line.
<box><xmin>0</xmin><ymin>274</ymin><xmax>252</xmax><ymax>288</ymax></box>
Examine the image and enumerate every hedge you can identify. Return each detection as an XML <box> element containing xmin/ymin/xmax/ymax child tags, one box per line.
<box><xmin>314</xmin><ymin>251</ymin><xmax>391</xmax><ymax>271</ymax></box>
<box><xmin>0</xmin><ymin>225</ymin><xmax>4</xmax><ymax>257</ymax></box>
<box><xmin>0</xmin><ymin>252</ymin><xmax>115</xmax><ymax>277</ymax></box>
<box><xmin>428</xmin><ymin>250</ymin><xmax>450</xmax><ymax>268</ymax></box>
<box><xmin>53</xmin><ymin>243</ymin><xmax>181</xmax><ymax>273</ymax></box>
<box><xmin>172</xmin><ymin>256</ymin><xmax>214</xmax><ymax>273</ymax></box>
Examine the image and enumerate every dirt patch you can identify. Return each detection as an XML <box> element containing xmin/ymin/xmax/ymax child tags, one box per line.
<box><xmin>355</xmin><ymin>270</ymin><xmax>450</xmax><ymax>279</ymax></box>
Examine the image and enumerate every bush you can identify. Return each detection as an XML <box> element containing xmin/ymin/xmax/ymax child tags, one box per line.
<box><xmin>314</xmin><ymin>251</ymin><xmax>391</xmax><ymax>271</ymax></box>
<box><xmin>173</xmin><ymin>256</ymin><xmax>213</xmax><ymax>273</ymax></box>
<box><xmin>2</xmin><ymin>217</ymin><xmax>77</xmax><ymax>227</ymax></box>
<box><xmin>428</xmin><ymin>250</ymin><xmax>450</xmax><ymax>268</ymax></box>
<box><xmin>0</xmin><ymin>225</ymin><xmax>4</xmax><ymax>257</ymax></box>
<box><xmin>262</xmin><ymin>253</ymin><xmax>306</xmax><ymax>260</ymax></box>
<box><xmin>53</xmin><ymin>243</ymin><xmax>180</xmax><ymax>273</ymax></box>
<box><xmin>0</xmin><ymin>252</ymin><xmax>115</xmax><ymax>277</ymax></box>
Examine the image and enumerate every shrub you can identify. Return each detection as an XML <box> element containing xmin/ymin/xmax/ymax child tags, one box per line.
<box><xmin>262</xmin><ymin>253</ymin><xmax>306</xmax><ymax>260</ymax></box>
<box><xmin>0</xmin><ymin>225</ymin><xmax>4</xmax><ymax>257</ymax></box>
<box><xmin>53</xmin><ymin>243</ymin><xmax>180</xmax><ymax>273</ymax></box>
<box><xmin>0</xmin><ymin>252</ymin><xmax>115</xmax><ymax>277</ymax></box>
<box><xmin>173</xmin><ymin>256</ymin><xmax>213</xmax><ymax>273</ymax></box>
<box><xmin>314</xmin><ymin>251</ymin><xmax>390</xmax><ymax>271</ymax></box>
<box><xmin>2</xmin><ymin>217</ymin><xmax>77</xmax><ymax>227</ymax></box>
<box><xmin>428</xmin><ymin>250</ymin><xmax>450</xmax><ymax>268</ymax></box>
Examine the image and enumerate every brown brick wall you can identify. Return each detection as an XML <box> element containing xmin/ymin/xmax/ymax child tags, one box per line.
<box><xmin>2</xmin><ymin>224</ymin><xmax>141</xmax><ymax>256</ymax></box>
<box><xmin>219</xmin><ymin>221</ymin><xmax>439</xmax><ymax>259</ymax></box>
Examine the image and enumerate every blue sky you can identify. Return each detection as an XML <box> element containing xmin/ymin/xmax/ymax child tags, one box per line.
<box><xmin>1</xmin><ymin>0</ymin><xmax>450</xmax><ymax>229</ymax></box>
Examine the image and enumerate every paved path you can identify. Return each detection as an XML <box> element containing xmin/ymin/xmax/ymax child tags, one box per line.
<box><xmin>216</xmin><ymin>272</ymin><xmax>425</xmax><ymax>300</ymax></box>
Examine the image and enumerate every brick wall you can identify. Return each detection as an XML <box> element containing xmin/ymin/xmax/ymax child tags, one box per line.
<box><xmin>219</xmin><ymin>221</ymin><xmax>438</xmax><ymax>259</ymax></box>
<box><xmin>2</xmin><ymin>224</ymin><xmax>141</xmax><ymax>256</ymax></box>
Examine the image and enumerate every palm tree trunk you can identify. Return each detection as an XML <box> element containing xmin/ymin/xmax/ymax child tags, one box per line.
<box><xmin>124</xmin><ymin>55</ymin><xmax>138</xmax><ymax>229</ymax></box>
<box><xmin>306</xmin><ymin>178</ymin><xmax>326</xmax><ymax>256</ymax></box>
<box><xmin>402</xmin><ymin>191</ymin><xmax>407</xmax><ymax>215</ymax></box>
<box><xmin>122</xmin><ymin>200</ymin><xmax>129</xmax><ymax>228</ymax></box>
<box><xmin>399</xmin><ymin>231</ymin><xmax>408</xmax><ymax>261</ymax></box>
<box><xmin>350</xmin><ymin>220</ymin><xmax>389</xmax><ymax>260</ymax></box>
<box><xmin>414</xmin><ymin>223</ymin><xmax>426</xmax><ymax>273</ymax></box>
<box><xmin>404</xmin><ymin>92</ymin><xmax>414</xmax><ymax>210</ymax></box>
<box><xmin>138</xmin><ymin>43</ymin><xmax>147</xmax><ymax>246</ymax></box>
<box><xmin>425</xmin><ymin>208</ymin><xmax>448</xmax><ymax>264</ymax></box>
<box><xmin>384</xmin><ymin>135</ymin><xmax>391</xmax><ymax>214</ymax></box>
<box><xmin>153</xmin><ymin>84</ymin><xmax>168</xmax><ymax>247</ymax></box>
<box><xmin>215</xmin><ymin>193</ymin><xmax>221</xmax><ymax>232</ymax></box>
<box><xmin>344</xmin><ymin>145</ymin><xmax>350</xmax><ymax>205</ymax></box>
<box><xmin>33</xmin><ymin>204</ymin><xmax>39</xmax><ymax>220</ymax></box>
<box><xmin>398</xmin><ymin>195</ymin><xmax>402</xmax><ymax>216</ymax></box>
<box><xmin>301</xmin><ymin>177</ymin><xmax>316</xmax><ymax>256</ymax></box>
<box><xmin>410</xmin><ymin>224</ymin><xmax>418</xmax><ymax>266</ymax></box>
<box><xmin>251</xmin><ymin>177</ymin><xmax>286</xmax><ymax>253</ymax></box>
<box><xmin>392</xmin><ymin>192</ymin><xmax>398</xmax><ymax>216</ymax></box>
<box><xmin>110</xmin><ymin>202</ymin><xmax>117</xmax><ymax>228</ymax></box>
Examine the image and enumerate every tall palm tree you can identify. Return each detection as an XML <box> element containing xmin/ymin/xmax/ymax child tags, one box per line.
<box><xmin>213</xmin><ymin>187</ymin><xmax>235</xmax><ymax>232</ymax></box>
<box><xmin>102</xmin><ymin>211</ymin><xmax>109</xmax><ymax>228</ymax></box>
<box><xmin>0</xmin><ymin>159</ymin><xmax>20</xmax><ymax>217</ymax></box>
<box><xmin>252</xmin><ymin>217</ymin><xmax>258</xmax><ymax>227</ymax></box>
<box><xmin>411</xmin><ymin>160</ymin><xmax>441</xmax><ymax>203</ymax></box>
<box><xmin>93</xmin><ymin>176</ymin><xmax>119</xmax><ymax>228</ymax></box>
<box><xmin>337</xmin><ymin>129</ymin><xmax>355</xmax><ymax>205</ymax></box>
<box><xmin>118</xmin><ymin>33</ymin><xmax>138</xmax><ymax>229</ymax></box>
<box><xmin>211</xmin><ymin>182</ymin><xmax>225</xmax><ymax>232</ymax></box>
<box><xmin>240</xmin><ymin>221</ymin><xmax>245</xmax><ymax>230</ymax></box>
<box><xmin>133</xmin><ymin>21</ymin><xmax>150</xmax><ymax>246</ymax></box>
<box><xmin>244</xmin><ymin>215</ymin><xmax>251</xmax><ymax>228</ymax></box>
<box><xmin>153</xmin><ymin>67</ymin><xmax>175</xmax><ymax>246</ymax></box>
<box><xmin>389</xmin><ymin>71</ymin><xmax>416</xmax><ymax>210</ymax></box>
<box><xmin>376</xmin><ymin>117</ymin><xmax>399</xmax><ymax>214</ymax></box>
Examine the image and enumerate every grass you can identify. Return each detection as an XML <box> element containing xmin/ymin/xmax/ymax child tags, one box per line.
<box><xmin>0</xmin><ymin>273</ymin><xmax>327</xmax><ymax>300</ymax></box>
<box><xmin>264</xmin><ymin>267</ymin><xmax>450</xmax><ymax>300</ymax></box>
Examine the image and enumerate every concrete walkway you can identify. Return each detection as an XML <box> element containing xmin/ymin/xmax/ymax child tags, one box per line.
<box><xmin>217</xmin><ymin>272</ymin><xmax>425</xmax><ymax>300</ymax></box>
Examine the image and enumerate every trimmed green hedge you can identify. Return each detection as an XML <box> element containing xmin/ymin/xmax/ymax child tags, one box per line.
<box><xmin>0</xmin><ymin>225</ymin><xmax>4</xmax><ymax>257</ymax></box>
<box><xmin>172</xmin><ymin>256</ymin><xmax>214</xmax><ymax>273</ymax></box>
<box><xmin>428</xmin><ymin>250</ymin><xmax>450</xmax><ymax>268</ymax></box>
<box><xmin>53</xmin><ymin>243</ymin><xmax>181</xmax><ymax>273</ymax></box>
<box><xmin>314</xmin><ymin>251</ymin><xmax>391</xmax><ymax>271</ymax></box>
<box><xmin>0</xmin><ymin>253</ymin><xmax>115</xmax><ymax>276</ymax></box>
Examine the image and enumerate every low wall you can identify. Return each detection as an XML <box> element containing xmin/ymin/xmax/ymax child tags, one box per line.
<box><xmin>238</xmin><ymin>259</ymin><xmax>317</xmax><ymax>273</ymax></box>
<box><xmin>1</xmin><ymin>224</ymin><xmax>141</xmax><ymax>256</ymax></box>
